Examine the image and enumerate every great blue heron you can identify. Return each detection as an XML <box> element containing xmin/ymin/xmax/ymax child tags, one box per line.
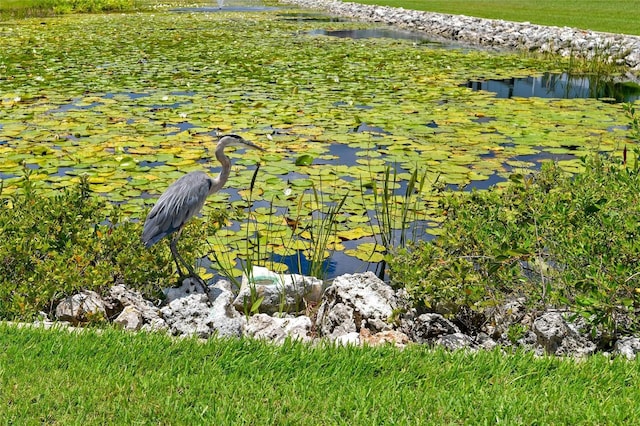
<box><xmin>142</xmin><ymin>134</ymin><xmax>264</xmax><ymax>280</ymax></box>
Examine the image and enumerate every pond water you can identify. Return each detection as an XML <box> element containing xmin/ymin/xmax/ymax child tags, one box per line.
<box><xmin>303</xmin><ymin>24</ymin><xmax>639</xmax><ymax>104</ymax></box>
<box><xmin>1</xmin><ymin>83</ymin><xmax>617</xmax><ymax>279</ymax></box>
<box><xmin>172</xmin><ymin>0</ymin><xmax>278</xmax><ymax>13</ymax></box>
<box><xmin>172</xmin><ymin>5</ymin><xmax>279</xmax><ymax>12</ymax></box>
<box><xmin>464</xmin><ymin>73</ymin><xmax>640</xmax><ymax>103</ymax></box>
<box><xmin>307</xmin><ymin>28</ymin><xmax>452</xmax><ymax>48</ymax></box>
<box><xmin>277</xmin><ymin>12</ymin><xmax>350</xmax><ymax>23</ymax></box>
<box><xmin>3</xmin><ymin>1</ymin><xmax>636</xmax><ymax>283</ymax></box>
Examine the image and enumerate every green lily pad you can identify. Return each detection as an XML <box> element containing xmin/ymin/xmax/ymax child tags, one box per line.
<box><xmin>295</xmin><ymin>154</ymin><xmax>315</xmax><ymax>166</ymax></box>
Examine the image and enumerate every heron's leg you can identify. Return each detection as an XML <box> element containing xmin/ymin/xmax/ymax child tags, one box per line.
<box><xmin>169</xmin><ymin>235</ymin><xmax>184</xmax><ymax>277</ymax></box>
<box><xmin>170</xmin><ymin>230</ymin><xmax>209</xmax><ymax>295</ymax></box>
<box><xmin>170</xmin><ymin>230</ymin><xmax>195</xmax><ymax>277</ymax></box>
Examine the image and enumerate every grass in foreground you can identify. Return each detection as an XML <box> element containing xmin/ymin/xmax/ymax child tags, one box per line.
<box><xmin>354</xmin><ymin>0</ymin><xmax>640</xmax><ymax>36</ymax></box>
<box><xmin>1</xmin><ymin>324</ymin><xmax>639</xmax><ymax>424</ymax></box>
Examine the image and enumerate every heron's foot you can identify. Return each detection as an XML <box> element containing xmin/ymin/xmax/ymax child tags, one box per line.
<box><xmin>179</xmin><ymin>272</ymin><xmax>210</xmax><ymax>299</ymax></box>
<box><xmin>175</xmin><ymin>272</ymin><xmax>189</xmax><ymax>284</ymax></box>
<box><xmin>191</xmin><ymin>274</ymin><xmax>208</xmax><ymax>292</ymax></box>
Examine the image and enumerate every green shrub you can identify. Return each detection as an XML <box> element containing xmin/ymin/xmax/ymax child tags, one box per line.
<box><xmin>390</xmin><ymin>150</ymin><xmax>640</xmax><ymax>338</ymax></box>
<box><xmin>0</xmin><ymin>170</ymin><xmax>202</xmax><ymax>320</ymax></box>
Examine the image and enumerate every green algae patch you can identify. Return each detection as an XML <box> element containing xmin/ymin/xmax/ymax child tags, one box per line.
<box><xmin>0</xmin><ymin>8</ymin><xmax>636</xmax><ymax>275</ymax></box>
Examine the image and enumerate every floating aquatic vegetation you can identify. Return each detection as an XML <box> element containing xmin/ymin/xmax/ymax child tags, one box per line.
<box><xmin>0</xmin><ymin>9</ymin><xmax>635</xmax><ymax>277</ymax></box>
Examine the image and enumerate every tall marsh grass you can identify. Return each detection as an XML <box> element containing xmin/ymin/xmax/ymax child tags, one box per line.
<box><xmin>371</xmin><ymin>166</ymin><xmax>429</xmax><ymax>251</ymax></box>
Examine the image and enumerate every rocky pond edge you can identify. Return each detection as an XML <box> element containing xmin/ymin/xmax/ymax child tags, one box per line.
<box><xmin>6</xmin><ymin>3</ymin><xmax>640</xmax><ymax>358</ymax></box>
<box><xmin>15</xmin><ymin>270</ymin><xmax>640</xmax><ymax>360</ymax></box>
<box><xmin>279</xmin><ymin>0</ymin><xmax>640</xmax><ymax>79</ymax></box>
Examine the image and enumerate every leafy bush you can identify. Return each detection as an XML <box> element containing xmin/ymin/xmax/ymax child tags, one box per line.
<box><xmin>0</xmin><ymin>170</ymin><xmax>202</xmax><ymax>320</ymax></box>
<box><xmin>390</xmin><ymin>150</ymin><xmax>640</xmax><ymax>338</ymax></box>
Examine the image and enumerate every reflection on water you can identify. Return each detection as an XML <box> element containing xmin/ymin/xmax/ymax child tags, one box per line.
<box><xmin>307</xmin><ymin>28</ymin><xmax>453</xmax><ymax>48</ymax></box>
<box><xmin>354</xmin><ymin>122</ymin><xmax>390</xmax><ymax>134</ymax></box>
<box><xmin>172</xmin><ymin>0</ymin><xmax>278</xmax><ymax>13</ymax></box>
<box><xmin>308</xmin><ymin>28</ymin><xmax>435</xmax><ymax>42</ymax></box>
<box><xmin>271</xmin><ymin>252</ymin><xmax>338</xmax><ymax>278</ymax></box>
<box><xmin>278</xmin><ymin>12</ymin><xmax>350</xmax><ymax>23</ymax></box>
<box><xmin>464</xmin><ymin>73</ymin><xmax>640</xmax><ymax>103</ymax></box>
<box><xmin>172</xmin><ymin>6</ymin><xmax>278</xmax><ymax>12</ymax></box>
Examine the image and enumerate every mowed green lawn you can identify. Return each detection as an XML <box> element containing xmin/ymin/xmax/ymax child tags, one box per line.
<box><xmin>4</xmin><ymin>1</ymin><xmax>639</xmax><ymax>35</ymax></box>
<box><xmin>354</xmin><ymin>0</ymin><xmax>640</xmax><ymax>35</ymax></box>
<box><xmin>1</xmin><ymin>325</ymin><xmax>640</xmax><ymax>424</ymax></box>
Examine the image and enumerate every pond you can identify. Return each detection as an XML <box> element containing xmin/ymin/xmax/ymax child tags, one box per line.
<box><xmin>464</xmin><ymin>73</ymin><xmax>640</xmax><ymax>103</ymax></box>
<box><xmin>0</xmin><ymin>0</ymin><xmax>636</xmax><ymax>281</ymax></box>
<box><xmin>172</xmin><ymin>5</ymin><xmax>279</xmax><ymax>12</ymax></box>
<box><xmin>171</xmin><ymin>0</ymin><xmax>279</xmax><ymax>12</ymax></box>
<box><xmin>306</xmin><ymin>28</ymin><xmax>463</xmax><ymax>50</ymax></box>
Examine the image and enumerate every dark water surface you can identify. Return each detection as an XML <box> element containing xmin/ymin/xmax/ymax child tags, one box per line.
<box><xmin>464</xmin><ymin>73</ymin><xmax>640</xmax><ymax>103</ymax></box>
<box><xmin>24</xmin><ymin>2</ymin><xmax>636</xmax><ymax>281</ymax></box>
<box><xmin>172</xmin><ymin>6</ymin><xmax>279</xmax><ymax>12</ymax></box>
<box><xmin>305</xmin><ymin>27</ymin><xmax>475</xmax><ymax>51</ymax></box>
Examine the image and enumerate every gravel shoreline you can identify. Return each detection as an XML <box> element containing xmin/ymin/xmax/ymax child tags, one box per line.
<box><xmin>280</xmin><ymin>0</ymin><xmax>640</xmax><ymax>78</ymax></box>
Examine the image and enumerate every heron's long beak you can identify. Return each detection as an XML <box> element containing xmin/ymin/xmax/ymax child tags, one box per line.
<box><xmin>241</xmin><ymin>139</ymin><xmax>265</xmax><ymax>152</ymax></box>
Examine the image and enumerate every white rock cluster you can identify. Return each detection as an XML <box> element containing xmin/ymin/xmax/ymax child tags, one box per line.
<box><xmin>49</xmin><ymin>269</ymin><xmax>640</xmax><ymax>359</ymax></box>
<box><xmin>280</xmin><ymin>0</ymin><xmax>640</xmax><ymax>74</ymax></box>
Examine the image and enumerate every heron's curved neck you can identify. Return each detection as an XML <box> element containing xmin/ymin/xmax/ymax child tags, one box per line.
<box><xmin>209</xmin><ymin>151</ymin><xmax>231</xmax><ymax>195</ymax></box>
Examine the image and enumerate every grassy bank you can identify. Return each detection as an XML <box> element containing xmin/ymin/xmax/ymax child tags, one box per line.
<box><xmin>353</xmin><ymin>0</ymin><xmax>640</xmax><ymax>36</ymax></box>
<box><xmin>1</xmin><ymin>324</ymin><xmax>639</xmax><ymax>424</ymax></box>
<box><xmin>0</xmin><ymin>0</ymin><xmax>137</xmax><ymax>19</ymax></box>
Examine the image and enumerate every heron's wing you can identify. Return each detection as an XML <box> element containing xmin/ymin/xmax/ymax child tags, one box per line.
<box><xmin>142</xmin><ymin>171</ymin><xmax>213</xmax><ymax>247</ymax></box>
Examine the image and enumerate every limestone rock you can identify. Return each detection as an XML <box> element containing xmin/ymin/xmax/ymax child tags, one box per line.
<box><xmin>113</xmin><ymin>305</ymin><xmax>144</xmax><ymax>331</ymax></box>
<box><xmin>532</xmin><ymin>311</ymin><xmax>596</xmax><ymax>357</ymax></box>
<box><xmin>476</xmin><ymin>333</ymin><xmax>499</xmax><ymax>351</ymax></box>
<box><xmin>233</xmin><ymin>266</ymin><xmax>324</xmax><ymax>314</ymax></box>
<box><xmin>436</xmin><ymin>333</ymin><xmax>475</xmax><ymax>351</ymax></box>
<box><xmin>359</xmin><ymin>328</ymin><xmax>410</xmax><ymax>348</ymax></box>
<box><xmin>55</xmin><ymin>290</ymin><xmax>107</xmax><ymax>324</ymax></box>
<box><xmin>408</xmin><ymin>313</ymin><xmax>460</xmax><ymax>344</ymax></box>
<box><xmin>315</xmin><ymin>271</ymin><xmax>408</xmax><ymax>339</ymax></box>
<box><xmin>334</xmin><ymin>332</ymin><xmax>361</xmax><ymax>346</ymax></box>
<box><xmin>107</xmin><ymin>284</ymin><xmax>166</xmax><ymax>332</ymax></box>
<box><xmin>163</xmin><ymin>277</ymin><xmax>210</xmax><ymax>305</ymax></box>
<box><xmin>244</xmin><ymin>313</ymin><xmax>312</xmax><ymax>344</ymax></box>
<box><xmin>160</xmin><ymin>293</ymin><xmax>211</xmax><ymax>338</ymax></box>
<box><xmin>614</xmin><ymin>337</ymin><xmax>640</xmax><ymax>360</ymax></box>
<box><xmin>161</xmin><ymin>278</ymin><xmax>245</xmax><ymax>338</ymax></box>
<box><xmin>483</xmin><ymin>298</ymin><xmax>528</xmax><ymax>340</ymax></box>
<box><xmin>204</xmin><ymin>280</ymin><xmax>247</xmax><ymax>336</ymax></box>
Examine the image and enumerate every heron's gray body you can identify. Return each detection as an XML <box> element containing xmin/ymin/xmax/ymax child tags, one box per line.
<box><xmin>141</xmin><ymin>134</ymin><xmax>263</xmax><ymax>278</ymax></box>
<box><xmin>142</xmin><ymin>171</ymin><xmax>216</xmax><ymax>248</ymax></box>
